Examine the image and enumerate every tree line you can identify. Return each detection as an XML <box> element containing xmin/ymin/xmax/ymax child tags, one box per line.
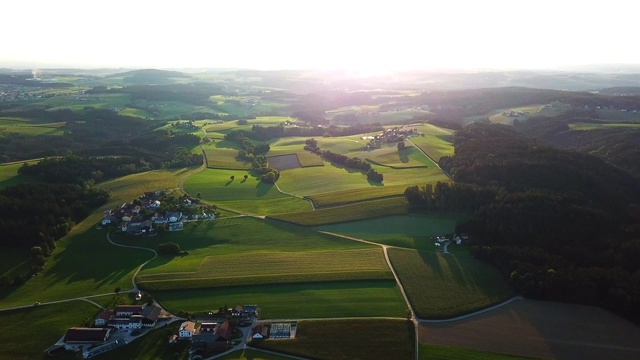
<box><xmin>224</xmin><ymin>131</ymin><xmax>279</xmax><ymax>183</ymax></box>
<box><xmin>409</xmin><ymin>123</ymin><xmax>640</xmax><ymax>324</ymax></box>
<box><xmin>304</xmin><ymin>138</ymin><xmax>383</xmax><ymax>183</ymax></box>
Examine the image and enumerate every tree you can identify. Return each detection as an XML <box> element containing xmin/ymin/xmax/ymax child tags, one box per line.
<box><xmin>230</xmin><ymin>175</ymin><xmax>235</xmax><ymax>181</ymax></box>
<box><xmin>158</xmin><ymin>242</ymin><xmax>181</xmax><ymax>255</ymax></box>
<box><xmin>196</xmin><ymin>192</ymin><xmax>202</xmax><ymax>199</ymax></box>
<box><xmin>397</xmin><ymin>141</ymin><xmax>406</xmax><ymax>151</ymax></box>
<box><xmin>244</xmin><ymin>174</ymin><xmax>248</xmax><ymax>180</ymax></box>
<box><xmin>115</xmin><ymin>286</ymin><xmax>121</xmax><ymax>294</ymax></box>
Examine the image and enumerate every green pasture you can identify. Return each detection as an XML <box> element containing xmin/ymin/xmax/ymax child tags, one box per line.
<box><xmin>0</xmin><ymin>120</ymin><xmax>66</xmax><ymax>136</ymax></box>
<box><xmin>405</xmin><ymin>124</ymin><xmax>455</xmax><ymax>161</ymax></box>
<box><xmin>365</xmin><ymin>145</ymin><xmax>432</xmax><ymax>168</ymax></box>
<box><xmin>183</xmin><ymin>168</ymin><xmax>312</xmax><ymax>215</ymax></box>
<box><xmin>119</xmin><ymin>107</ymin><xmax>153</xmax><ymax>118</ymax></box>
<box><xmin>569</xmin><ymin>122</ymin><xmax>640</xmax><ymax>130</ymax></box>
<box><xmin>204</xmin><ymin>140</ymin><xmax>252</xmax><ymax>170</ymax></box>
<box><xmin>270</xmin><ymin>197</ymin><xmax>409</xmax><ymax>226</ymax></box>
<box><xmin>419</xmin><ymin>344</ymin><xmax>539</xmax><ymax>360</ymax></box>
<box><xmin>0</xmin><ymin>246</ymin><xmax>32</xmax><ymax>279</ymax></box>
<box><xmin>488</xmin><ymin>105</ymin><xmax>545</xmax><ymax>125</ymax></box>
<box><xmin>388</xmin><ymin>248</ymin><xmax>515</xmax><ymax>318</ymax></box>
<box><xmin>0</xmin><ymin>162</ymin><xmax>34</xmax><ymax>189</ymax></box>
<box><xmin>254</xmin><ymin>319</ymin><xmax>414</xmax><ymax>360</ymax></box>
<box><xmin>314</xmin><ymin>213</ymin><xmax>464</xmax><ymax>250</ymax></box>
<box><xmin>153</xmin><ymin>280</ymin><xmax>407</xmax><ymax>319</ymax></box>
<box><xmin>269</xmin><ymin>137</ymin><xmax>324</xmax><ymax>167</ymax></box>
<box><xmin>0</xmin><ymin>301</ymin><xmax>101</xmax><ymax>360</ymax></box>
<box><xmin>130</xmin><ymin>218</ymin><xmax>389</xmax><ymax>289</ymax></box>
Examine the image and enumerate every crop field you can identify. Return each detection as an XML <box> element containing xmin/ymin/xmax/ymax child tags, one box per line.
<box><xmin>183</xmin><ymin>168</ymin><xmax>312</xmax><ymax>214</ymax></box>
<box><xmin>306</xmin><ymin>184</ymin><xmax>411</xmax><ymax>207</ymax></box>
<box><xmin>419</xmin><ymin>344</ymin><xmax>538</xmax><ymax>360</ymax></box>
<box><xmin>203</xmin><ymin>141</ymin><xmax>252</xmax><ymax>170</ymax></box>
<box><xmin>364</xmin><ymin>145</ymin><xmax>431</xmax><ymax>168</ymax></box>
<box><xmin>419</xmin><ymin>299</ymin><xmax>640</xmax><ymax>360</ymax></box>
<box><xmin>270</xmin><ymin>197</ymin><xmax>409</xmax><ymax>226</ymax></box>
<box><xmin>268</xmin><ymin>138</ymin><xmax>324</xmax><ymax>167</ymax></box>
<box><xmin>267</xmin><ymin>154</ymin><xmax>301</xmax><ymax>171</ymax></box>
<box><xmin>388</xmin><ymin>248</ymin><xmax>515</xmax><ymax>318</ymax></box>
<box><xmin>314</xmin><ymin>214</ymin><xmax>464</xmax><ymax>250</ymax></box>
<box><xmin>0</xmin><ymin>301</ymin><xmax>101</xmax><ymax>360</ymax></box>
<box><xmin>153</xmin><ymin>280</ymin><xmax>407</xmax><ymax>319</ymax></box>
<box><xmin>131</xmin><ymin>218</ymin><xmax>390</xmax><ymax>289</ymax></box>
<box><xmin>138</xmin><ymin>248</ymin><xmax>392</xmax><ymax>290</ymax></box>
<box><xmin>0</xmin><ymin>118</ymin><xmax>66</xmax><ymax>136</ymax></box>
<box><xmin>405</xmin><ymin>124</ymin><xmax>455</xmax><ymax>161</ymax></box>
<box><xmin>569</xmin><ymin>122</ymin><xmax>640</xmax><ymax>130</ymax></box>
<box><xmin>253</xmin><ymin>319</ymin><xmax>414</xmax><ymax>360</ymax></box>
<box><xmin>0</xmin><ymin>162</ymin><xmax>34</xmax><ymax>189</ymax></box>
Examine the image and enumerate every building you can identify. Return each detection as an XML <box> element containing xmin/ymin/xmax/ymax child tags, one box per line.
<box><xmin>114</xmin><ymin>305</ymin><xmax>143</xmax><ymax>317</ymax></box>
<box><xmin>179</xmin><ymin>321</ymin><xmax>196</xmax><ymax>339</ymax></box>
<box><xmin>63</xmin><ymin>327</ymin><xmax>111</xmax><ymax>345</ymax></box>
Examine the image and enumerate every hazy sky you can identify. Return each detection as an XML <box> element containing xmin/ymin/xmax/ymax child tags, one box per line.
<box><xmin>2</xmin><ymin>0</ymin><xmax>638</xmax><ymax>72</ymax></box>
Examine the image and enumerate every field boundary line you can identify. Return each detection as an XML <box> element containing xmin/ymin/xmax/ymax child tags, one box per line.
<box><xmin>419</xmin><ymin>295</ymin><xmax>524</xmax><ymax>323</ymax></box>
<box><xmin>106</xmin><ymin>232</ymin><xmax>157</xmax><ymax>291</ymax></box>
<box><xmin>406</xmin><ymin>138</ymin><xmax>451</xmax><ymax>179</ymax></box>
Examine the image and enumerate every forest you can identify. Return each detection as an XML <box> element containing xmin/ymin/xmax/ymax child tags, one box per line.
<box><xmin>407</xmin><ymin>123</ymin><xmax>640</xmax><ymax>324</ymax></box>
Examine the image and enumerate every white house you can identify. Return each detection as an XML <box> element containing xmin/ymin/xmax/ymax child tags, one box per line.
<box><xmin>166</xmin><ymin>212</ymin><xmax>183</xmax><ymax>223</ymax></box>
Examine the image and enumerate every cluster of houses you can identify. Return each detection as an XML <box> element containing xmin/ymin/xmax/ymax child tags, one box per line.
<box><xmin>100</xmin><ymin>191</ymin><xmax>211</xmax><ymax>234</ymax></box>
<box><xmin>55</xmin><ymin>304</ymin><xmax>164</xmax><ymax>358</ymax></box>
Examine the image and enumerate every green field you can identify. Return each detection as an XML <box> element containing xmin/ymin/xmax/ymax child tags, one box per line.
<box><xmin>0</xmin><ymin>162</ymin><xmax>34</xmax><ymax>189</ymax></box>
<box><xmin>0</xmin><ymin>301</ymin><xmax>100</xmax><ymax>360</ymax></box>
<box><xmin>253</xmin><ymin>319</ymin><xmax>414</xmax><ymax>359</ymax></box>
<box><xmin>133</xmin><ymin>218</ymin><xmax>391</xmax><ymax>290</ymax></box>
<box><xmin>154</xmin><ymin>280</ymin><xmax>407</xmax><ymax>319</ymax></box>
<box><xmin>219</xmin><ymin>349</ymin><xmax>292</xmax><ymax>360</ymax></box>
<box><xmin>569</xmin><ymin>122</ymin><xmax>640</xmax><ymax>130</ymax></box>
<box><xmin>419</xmin><ymin>344</ymin><xmax>539</xmax><ymax>360</ymax></box>
<box><xmin>0</xmin><ymin>117</ymin><xmax>66</xmax><ymax>136</ymax></box>
<box><xmin>315</xmin><ymin>213</ymin><xmax>465</xmax><ymax>250</ymax></box>
<box><xmin>204</xmin><ymin>140</ymin><xmax>252</xmax><ymax>170</ymax></box>
<box><xmin>270</xmin><ymin>197</ymin><xmax>410</xmax><ymax>226</ymax></box>
<box><xmin>405</xmin><ymin>124</ymin><xmax>455</xmax><ymax>162</ymax></box>
<box><xmin>183</xmin><ymin>168</ymin><xmax>312</xmax><ymax>215</ymax></box>
<box><xmin>388</xmin><ymin>248</ymin><xmax>515</xmax><ymax>318</ymax></box>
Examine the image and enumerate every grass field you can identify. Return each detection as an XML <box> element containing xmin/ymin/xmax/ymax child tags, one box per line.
<box><xmin>0</xmin><ymin>162</ymin><xmax>34</xmax><ymax>189</ymax></box>
<box><xmin>253</xmin><ymin>319</ymin><xmax>414</xmax><ymax>359</ymax></box>
<box><xmin>269</xmin><ymin>197</ymin><xmax>410</xmax><ymax>226</ymax></box>
<box><xmin>314</xmin><ymin>213</ymin><xmax>465</xmax><ymax>250</ymax></box>
<box><xmin>0</xmin><ymin>246</ymin><xmax>32</xmax><ymax>280</ymax></box>
<box><xmin>419</xmin><ymin>299</ymin><xmax>640</xmax><ymax>360</ymax></box>
<box><xmin>204</xmin><ymin>141</ymin><xmax>252</xmax><ymax>170</ymax></box>
<box><xmin>131</xmin><ymin>218</ymin><xmax>390</xmax><ymax>290</ymax></box>
<box><xmin>419</xmin><ymin>344</ymin><xmax>539</xmax><ymax>360</ymax></box>
<box><xmin>0</xmin><ymin>118</ymin><xmax>66</xmax><ymax>136</ymax></box>
<box><xmin>183</xmin><ymin>168</ymin><xmax>312</xmax><ymax>215</ymax></box>
<box><xmin>154</xmin><ymin>280</ymin><xmax>407</xmax><ymax>319</ymax></box>
<box><xmin>405</xmin><ymin>124</ymin><xmax>455</xmax><ymax>162</ymax></box>
<box><xmin>388</xmin><ymin>248</ymin><xmax>515</xmax><ymax>318</ymax></box>
<box><xmin>0</xmin><ymin>301</ymin><xmax>100</xmax><ymax>360</ymax></box>
<box><xmin>569</xmin><ymin>122</ymin><xmax>640</xmax><ymax>130</ymax></box>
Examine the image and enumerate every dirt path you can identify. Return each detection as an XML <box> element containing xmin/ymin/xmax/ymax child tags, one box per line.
<box><xmin>106</xmin><ymin>232</ymin><xmax>157</xmax><ymax>291</ymax></box>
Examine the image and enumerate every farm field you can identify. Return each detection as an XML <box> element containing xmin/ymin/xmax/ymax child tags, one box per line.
<box><xmin>419</xmin><ymin>299</ymin><xmax>640</xmax><ymax>360</ymax></box>
<box><xmin>314</xmin><ymin>213</ymin><xmax>465</xmax><ymax>250</ymax></box>
<box><xmin>203</xmin><ymin>140</ymin><xmax>252</xmax><ymax>170</ymax></box>
<box><xmin>0</xmin><ymin>118</ymin><xmax>66</xmax><ymax>136</ymax></box>
<box><xmin>419</xmin><ymin>344</ymin><xmax>539</xmax><ymax>360</ymax></box>
<box><xmin>405</xmin><ymin>124</ymin><xmax>455</xmax><ymax>161</ymax></box>
<box><xmin>0</xmin><ymin>301</ymin><xmax>100</xmax><ymax>360</ymax></box>
<box><xmin>388</xmin><ymin>247</ymin><xmax>515</xmax><ymax>318</ymax></box>
<box><xmin>569</xmin><ymin>122</ymin><xmax>640</xmax><ymax>130</ymax></box>
<box><xmin>269</xmin><ymin>197</ymin><xmax>409</xmax><ymax>226</ymax></box>
<box><xmin>183</xmin><ymin>168</ymin><xmax>312</xmax><ymax>215</ymax></box>
<box><xmin>153</xmin><ymin>280</ymin><xmax>407</xmax><ymax>319</ymax></box>
<box><xmin>0</xmin><ymin>162</ymin><xmax>34</xmax><ymax>189</ymax></box>
<box><xmin>253</xmin><ymin>319</ymin><xmax>414</xmax><ymax>360</ymax></box>
<box><xmin>131</xmin><ymin>218</ymin><xmax>391</xmax><ymax>290</ymax></box>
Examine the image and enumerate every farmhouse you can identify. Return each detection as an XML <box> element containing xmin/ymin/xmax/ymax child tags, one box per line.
<box><xmin>95</xmin><ymin>305</ymin><xmax>162</xmax><ymax>329</ymax></box>
<box><xmin>179</xmin><ymin>321</ymin><xmax>196</xmax><ymax>339</ymax></box>
<box><xmin>63</xmin><ymin>327</ymin><xmax>111</xmax><ymax>345</ymax></box>
<box><xmin>251</xmin><ymin>324</ymin><xmax>269</xmax><ymax>339</ymax></box>
<box><xmin>114</xmin><ymin>305</ymin><xmax>143</xmax><ymax>317</ymax></box>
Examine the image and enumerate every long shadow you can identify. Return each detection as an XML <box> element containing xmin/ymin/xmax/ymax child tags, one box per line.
<box><xmin>417</xmin><ymin>248</ymin><xmax>445</xmax><ymax>280</ymax></box>
<box><xmin>367</xmin><ymin>179</ymin><xmax>385</xmax><ymax>186</ymax></box>
<box><xmin>399</xmin><ymin>148</ymin><xmax>411</xmax><ymax>163</ymax></box>
<box><xmin>256</xmin><ymin>181</ymin><xmax>273</xmax><ymax>197</ymax></box>
<box><xmin>225</xmin><ymin>179</ymin><xmax>233</xmax><ymax>186</ymax></box>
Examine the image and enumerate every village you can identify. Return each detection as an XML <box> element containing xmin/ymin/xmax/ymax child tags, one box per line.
<box><xmin>99</xmin><ymin>190</ymin><xmax>219</xmax><ymax>235</ymax></box>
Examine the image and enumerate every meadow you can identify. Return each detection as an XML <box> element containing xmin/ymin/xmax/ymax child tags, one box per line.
<box><xmin>153</xmin><ymin>280</ymin><xmax>407</xmax><ymax>319</ymax></box>
<box><xmin>270</xmin><ymin>197</ymin><xmax>409</xmax><ymax>226</ymax></box>
<box><xmin>404</xmin><ymin>124</ymin><xmax>455</xmax><ymax>162</ymax></box>
<box><xmin>569</xmin><ymin>122</ymin><xmax>640</xmax><ymax>130</ymax></box>
<box><xmin>253</xmin><ymin>319</ymin><xmax>415</xmax><ymax>359</ymax></box>
<box><xmin>183</xmin><ymin>168</ymin><xmax>312</xmax><ymax>215</ymax></box>
<box><xmin>388</xmin><ymin>248</ymin><xmax>515</xmax><ymax>318</ymax></box>
<box><xmin>131</xmin><ymin>218</ymin><xmax>392</xmax><ymax>290</ymax></box>
<box><xmin>0</xmin><ymin>116</ymin><xmax>66</xmax><ymax>136</ymax></box>
<box><xmin>0</xmin><ymin>162</ymin><xmax>34</xmax><ymax>189</ymax></box>
<box><xmin>314</xmin><ymin>213</ymin><xmax>465</xmax><ymax>250</ymax></box>
<box><xmin>0</xmin><ymin>301</ymin><xmax>100</xmax><ymax>360</ymax></box>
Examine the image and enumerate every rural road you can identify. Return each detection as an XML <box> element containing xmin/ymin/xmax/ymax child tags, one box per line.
<box><xmin>106</xmin><ymin>232</ymin><xmax>157</xmax><ymax>291</ymax></box>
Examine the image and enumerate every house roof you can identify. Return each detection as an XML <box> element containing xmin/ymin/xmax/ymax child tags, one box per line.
<box><xmin>200</xmin><ymin>322</ymin><xmax>217</xmax><ymax>331</ymax></box>
<box><xmin>96</xmin><ymin>310</ymin><xmax>113</xmax><ymax>321</ymax></box>
<box><xmin>243</xmin><ymin>305</ymin><xmax>258</xmax><ymax>313</ymax></box>
<box><xmin>142</xmin><ymin>305</ymin><xmax>162</xmax><ymax>322</ymax></box>
<box><xmin>64</xmin><ymin>327</ymin><xmax>111</xmax><ymax>343</ymax></box>
<box><xmin>215</xmin><ymin>321</ymin><xmax>233</xmax><ymax>340</ymax></box>
<box><xmin>114</xmin><ymin>305</ymin><xmax>143</xmax><ymax>314</ymax></box>
<box><xmin>180</xmin><ymin>321</ymin><xmax>196</xmax><ymax>333</ymax></box>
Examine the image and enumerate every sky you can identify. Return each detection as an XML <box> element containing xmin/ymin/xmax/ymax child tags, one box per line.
<box><xmin>2</xmin><ymin>0</ymin><xmax>639</xmax><ymax>72</ymax></box>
